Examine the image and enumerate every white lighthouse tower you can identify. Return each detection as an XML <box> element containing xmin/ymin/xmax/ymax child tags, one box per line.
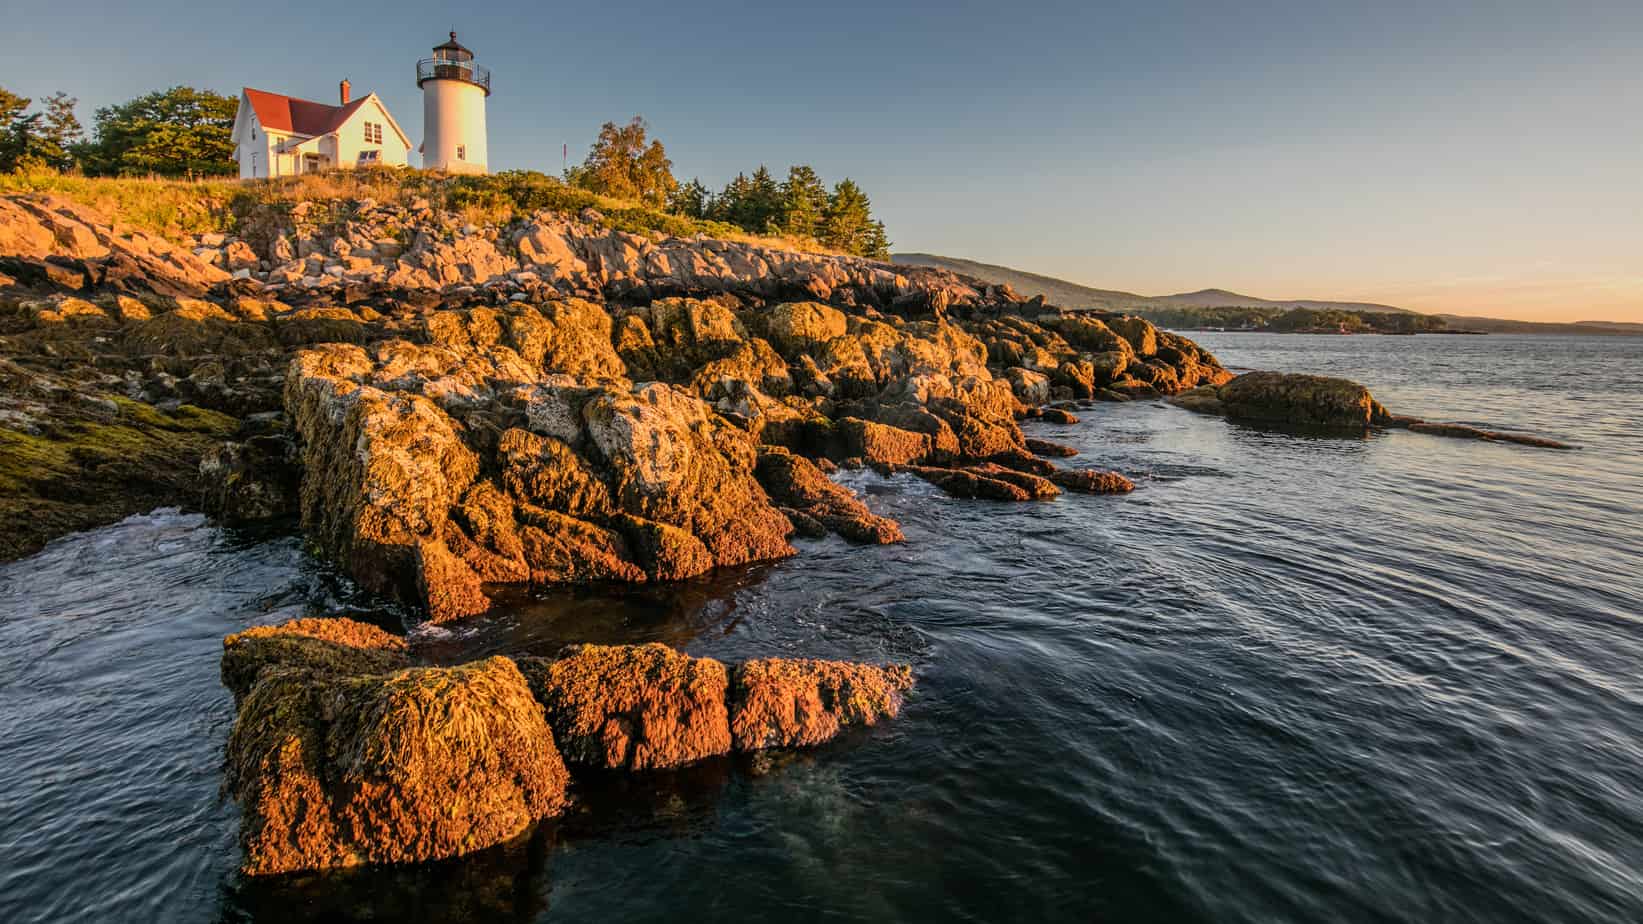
<box><xmin>417</xmin><ymin>32</ymin><xmax>490</xmax><ymax>174</ymax></box>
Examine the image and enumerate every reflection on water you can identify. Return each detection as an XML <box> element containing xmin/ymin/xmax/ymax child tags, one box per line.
<box><xmin>2</xmin><ymin>334</ymin><xmax>1642</xmax><ymax>923</ymax></box>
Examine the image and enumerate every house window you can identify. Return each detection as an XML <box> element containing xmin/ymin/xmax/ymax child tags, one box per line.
<box><xmin>456</xmin><ymin>144</ymin><xmax>466</xmax><ymax>161</ymax></box>
<box><xmin>363</xmin><ymin>122</ymin><xmax>382</xmax><ymax>144</ymax></box>
<box><xmin>358</xmin><ymin>150</ymin><xmax>379</xmax><ymax>164</ymax></box>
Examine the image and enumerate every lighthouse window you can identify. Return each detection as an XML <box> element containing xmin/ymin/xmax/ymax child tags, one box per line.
<box><xmin>456</xmin><ymin>145</ymin><xmax>466</xmax><ymax>161</ymax></box>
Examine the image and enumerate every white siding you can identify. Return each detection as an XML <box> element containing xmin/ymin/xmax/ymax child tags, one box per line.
<box><xmin>331</xmin><ymin>98</ymin><xmax>412</xmax><ymax>169</ymax></box>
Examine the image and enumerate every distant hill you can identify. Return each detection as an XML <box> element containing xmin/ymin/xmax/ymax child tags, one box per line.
<box><xmin>1434</xmin><ymin>315</ymin><xmax>1643</xmax><ymax>336</ymax></box>
<box><xmin>1151</xmin><ymin>288</ymin><xmax>1413</xmax><ymax>315</ymax></box>
<box><xmin>892</xmin><ymin>254</ymin><xmax>1413</xmax><ymax>314</ymax></box>
<box><xmin>893</xmin><ymin>252</ymin><xmax>1642</xmax><ymax>334</ymax></box>
<box><xmin>890</xmin><ymin>253</ymin><xmax>1152</xmax><ymax>311</ymax></box>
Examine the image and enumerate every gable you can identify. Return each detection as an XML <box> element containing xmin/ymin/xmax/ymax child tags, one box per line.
<box><xmin>337</xmin><ymin>95</ymin><xmax>412</xmax><ymax>149</ymax></box>
<box><xmin>238</xmin><ymin>88</ymin><xmax>408</xmax><ymax>147</ymax></box>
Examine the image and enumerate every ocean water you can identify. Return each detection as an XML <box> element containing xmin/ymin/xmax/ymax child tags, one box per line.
<box><xmin>1</xmin><ymin>332</ymin><xmax>1640</xmax><ymax>923</ymax></box>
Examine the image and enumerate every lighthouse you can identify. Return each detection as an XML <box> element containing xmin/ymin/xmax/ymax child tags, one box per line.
<box><xmin>416</xmin><ymin>32</ymin><xmax>490</xmax><ymax>174</ymax></box>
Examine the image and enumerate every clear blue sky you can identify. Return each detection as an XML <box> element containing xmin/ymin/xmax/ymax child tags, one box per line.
<box><xmin>8</xmin><ymin>0</ymin><xmax>1640</xmax><ymax>320</ymax></box>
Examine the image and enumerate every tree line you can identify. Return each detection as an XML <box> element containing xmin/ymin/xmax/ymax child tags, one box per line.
<box><xmin>1</xmin><ymin>85</ymin><xmax>237</xmax><ymax>177</ymax></box>
<box><xmin>565</xmin><ymin>116</ymin><xmax>891</xmax><ymax>258</ymax></box>
<box><xmin>1139</xmin><ymin>304</ymin><xmax>1446</xmax><ymax>333</ymax></box>
<box><xmin>2</xmin><ymin>88</ymin><xmax>893</xmax><ymax>257</ymax></box>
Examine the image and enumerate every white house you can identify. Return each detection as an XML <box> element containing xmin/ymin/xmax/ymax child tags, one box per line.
<box><xmin>231</xmin><ymin>81</ymin><xmax>412</xmax><ymax>179</ymax></box>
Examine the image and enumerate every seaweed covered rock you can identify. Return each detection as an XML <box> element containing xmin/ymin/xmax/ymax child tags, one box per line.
<box><xmin>285</xmin><ymin>342</ymin><xmax>796</xmax><ymax>618</ymax></box>
<box><xmin>1177</xmin><ymin>371</ymin><xmax>1392</xmax><ymax>431</ymax></box>
<box><xmin>225</xmin><ymin>657</ymin><xmax>570</xmax><ymax>875</ymax></box>
<box><xmin>514</xmin><ymin>644</ymin><xmax>732</xmax><ymax>771</ymax></box>
<box><xmin>221</xmin><ymin>616</ymin><xmax>409</xmax><ymax>703</ymax></box>
<box><xmin>755</xmin><ymin>447</ymin><xmax>904</xmax><ymax>544</ymax></box>
<box><xmin>0</xmin><ymin>360</ymin><xmax>240</xmax><ymax>561</ymax></box>
<box><xmin>729</xmin><ymin>658</ymin><xmax>915</xmax><ymax>751</ymax></box>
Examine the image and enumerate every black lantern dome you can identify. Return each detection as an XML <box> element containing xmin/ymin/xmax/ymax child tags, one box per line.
<box><xmin>417</xmin><ymin>32</ymin><xmax>491</xmax><ymax>95</ymax></box>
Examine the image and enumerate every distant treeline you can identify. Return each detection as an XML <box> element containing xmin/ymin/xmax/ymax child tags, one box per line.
<box><xmin>1139</xmin><ymin>305</ymin><xmax>1447</xmax><ymax>333</ymax></box>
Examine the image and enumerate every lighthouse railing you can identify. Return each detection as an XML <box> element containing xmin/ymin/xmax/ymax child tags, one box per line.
<box><xmin>417</xmin><ymin>59</ymin><xmax>492</xmax><ymax>94</ymax></box>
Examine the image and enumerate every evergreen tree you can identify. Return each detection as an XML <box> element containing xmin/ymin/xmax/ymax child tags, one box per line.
<box><xmin>707</xmin><ymin>172</ymin><xmax>752</xmax><ymax>225</ymax></box>
<box><xmin>822</xmin><ymin>178</ymin><xmax>874</xmax><ymax>254</ymax></box>
<box><xmin>777</xmin><ymin>164</ymin><xmax>827</xmax><ymax>239</ymax></box>
<box><xmin>742</xmin><ymin>165</ymin><xmax>781</xmax><ymax>232</ymax></box>
<box><xmin>0</xmin><ymin>87</ymin><xmax>33</xmax><ymax>173</ymax></box>
<box><xmin>668</xmin><ymin>178</ymin><xmax>710</xmax><ymax>218</ymax></box>
<box><xmin>861</xmin><ymin>218</ymin><xmax>892</xmax><ymax>260</ymax></box>
<box><xmin>33</xmin><ymin>93</ymin><xmax>82</xmax><ymax>171</ymax></box>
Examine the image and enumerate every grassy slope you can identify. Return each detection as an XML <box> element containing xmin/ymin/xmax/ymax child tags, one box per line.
<box><xmin>0</xmin><ymin>168</ymin><xmax>840</xmax><ymax>255</ymax></box>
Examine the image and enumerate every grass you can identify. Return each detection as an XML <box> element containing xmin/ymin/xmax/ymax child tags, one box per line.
<box><xmin>0</xmin><ymin>167</ymin><xmax>840</xmax><ymax>255</ymax></box>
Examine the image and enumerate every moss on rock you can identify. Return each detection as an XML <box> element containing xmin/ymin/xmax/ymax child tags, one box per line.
<box><xmin>225</xmin><ymin>657</ymin><xmax>570</xmax><ymax>876</ymax></box>
<box><xmin>222</xmin><ymin>616</ymin><xmax>410</xmax><ymax>704</ymax></box>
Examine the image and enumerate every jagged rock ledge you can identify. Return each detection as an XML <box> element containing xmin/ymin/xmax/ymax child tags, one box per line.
<box><xmin>223</xmin><ymin>617</ymin><xmax>912</xmax><ymax>875</ymax></box>
<box><xmin>1</xmin><ymin>193</ymin><xmax>1229</xmax><ymax>571</ymax></box>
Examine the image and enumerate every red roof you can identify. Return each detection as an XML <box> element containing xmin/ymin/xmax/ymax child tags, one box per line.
<box><xmin>243</xmin><ymin>88</ymin><xmax>373</xmax><ymax>137</ymax></box>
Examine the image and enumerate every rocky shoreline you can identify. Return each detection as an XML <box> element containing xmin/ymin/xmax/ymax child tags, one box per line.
<box><xmin>0</xmin><ymin>189</ymin><xmax>1567</xmax><ymax>874</ymax></box>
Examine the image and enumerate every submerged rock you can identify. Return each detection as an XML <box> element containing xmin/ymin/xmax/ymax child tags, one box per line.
<box><xmin>225</xmin><ymin>656</ymin><xmax>570</xmax><ymax>876</ymax></box>
<box><xmin>1395</xmin><ymin>418</ymin><xmax>1573</xmax><ymax>450</ymax></box>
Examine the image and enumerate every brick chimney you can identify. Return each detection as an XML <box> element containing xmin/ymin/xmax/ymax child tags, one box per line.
<box><xmin>339</xmin><ymin>79</ymin><xmax>351</xmax><ymax>105</ymax></box>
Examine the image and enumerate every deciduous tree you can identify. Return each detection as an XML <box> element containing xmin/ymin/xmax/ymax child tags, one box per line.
<box><xmin>80</xmin><ymin>86</ymin><xmax>236</xmax><ymax>176</ymax></box>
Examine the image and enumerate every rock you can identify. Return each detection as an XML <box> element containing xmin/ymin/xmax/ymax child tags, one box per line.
<box><xmin>199</xmin><ymin>433</ymin><xmax>300</xmax><ymax>522</ymax></box>
<box><xmin>962</xmin><ymin>461</ymin><xmax>1061</xmax><ymax>498</ymax></box>
<box><xmin>514</xmin><ymin>644</ymin><xmax>732</xmax><ymax>771</ymax></box>
<box><xmin>1038</xmin><ymin>407</ymin><xmax>1079</xmax><ymax>425</ymax></box>
<box><xmin>223</xmin><ymin>240</ymin><xmax>260</xmax><ymax>271</ymax></box>
<box><xmin>1165</xmin><ymin>385</ymin><xmax>1225</xmax><ymax>416</ymax></box>
<box><xmin>729</xmin><ymin>658</ymin><xmax>914</xmax><ymax>750</ymax></box>
<box><xmin>220</xmin><ymin>616</ymin><xmax>409</xmax><ymax>704</ymax></box>
<box><xmin>1215</xmin><ymin>371</ymin><xmax>1392</xmax><ymax>430</ymax></box>
<box><xmin>1024</xmin><ymin>437</ymin><xmax>1078</xmax><ymax>458</ymax></box>
<box><xmin>1397</xmin><ymin>419</ymin><xmax>1573</xmax><ymax>449</ymax></box>
<box><xmin>755</xmin><ymin>448</ymin><xmax>903</xmax><ymax>544</ymax></box>
<box><xmin>764</xmin><ymin>301</ymin><xmax>848</xmax><ymax>353</ymax></box>
<box><xmin>893</xmin><ymin>464</ymin><xmax>1033</xmax><ymax>502</ymax></box>
<box><xmin>1004</xmin><ymin>366</ymin><xmax>1051</xmax><ymax>405</ymax></box>
<box><xmin>836</xmin><ymin>416</ymin><xmax>929</xmax><ymax>467</ymax></box>
<box><xmin>1105</xmin><ymin>315</ymin><xmax>1159</xmax><ymax>356</ymax></box>
<box><xmin>226</xmin><ymin>656</ymin><xmax>569</xmax><ymax>875</ymax></box>
<box><xmin>1048</xmin><ymin>467</ymin><xmax>1135</xmax><ymax>494</ymax></box>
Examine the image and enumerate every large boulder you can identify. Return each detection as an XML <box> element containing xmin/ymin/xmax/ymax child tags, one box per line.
<box><xmin>285</xmin><ymin>343</ymin><xmax>796</xmax><ymax>618</ymax></box>
<box><xmin>225</xmin><ymin>657</ymin><xmax>570</xmax><ymax>875</ymax></box>
<box><xmin>763</xmin><ymin>301</ymin><xmax>848</xmax><ymax>354</ymax></box>
<box><xmin>514</xmin><ymin>644</ymin><xmax>732</xmax><ymax>771</ymax></box>
<box><xmin>1214</xmin><ymin>371</ymin><xmax>1392</xmax><ymax>430</ymax></box>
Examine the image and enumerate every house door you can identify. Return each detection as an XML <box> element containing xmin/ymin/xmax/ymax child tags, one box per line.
<box><xmin>302</xmin><ymin>153</ymin><xmax>323</xmax><ymax>173</ymax></box>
